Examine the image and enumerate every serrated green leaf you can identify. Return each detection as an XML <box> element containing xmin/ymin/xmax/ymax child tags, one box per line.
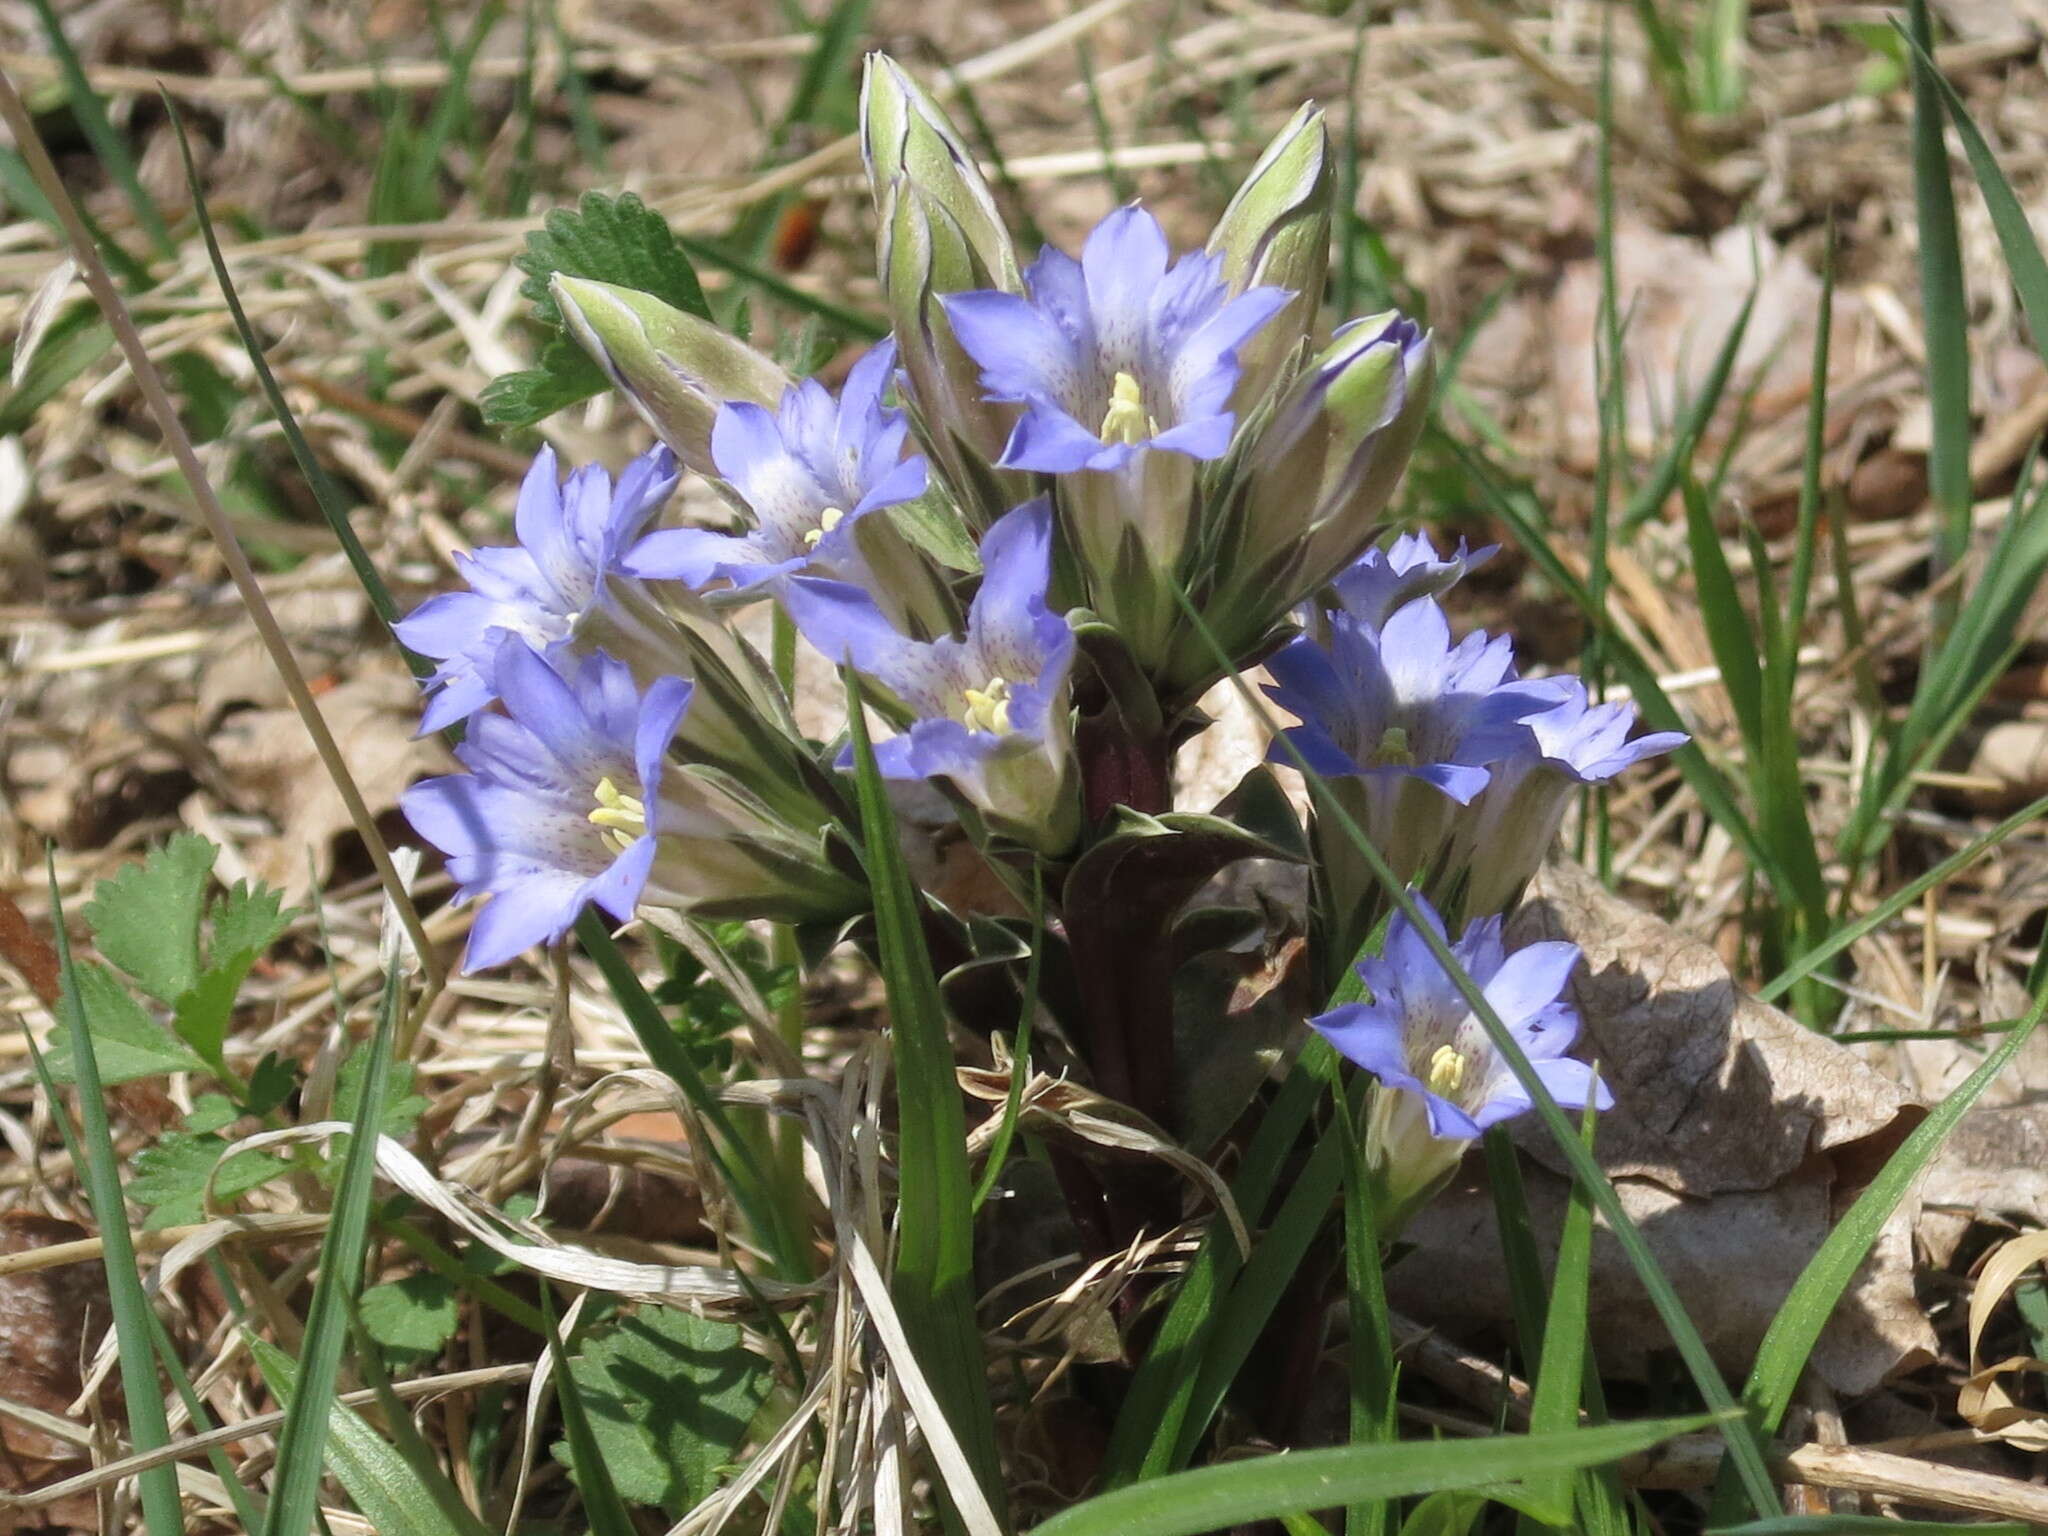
<box><xmin>478</xmin><ymin>344</ymin><xmax>607</xmax><ymax>428</ymax></box>
<box><xmin>185</xmin><ymin>1094</ymin><xmax>239</xmax><ymax>1134</ymax></box>
<box><xmin>129</xmin><ymin>1131</ymin><xmax>289</xmax><ymax>1228</ymax></box>
<box><xmin>360</xmin><ymin>1273</ymin><xmax>460</xmax><ymax>1369</ymax></box>
<box><xmin>483</xmin><ymin>191</ymin><xmax>711</xmax><ymax>427</ymax></box>
<box><xmin>82</xmin><ymin>833</ymin><xmax>217</xmax><ymax>1004</ymax></box>
<box><xmin>171</xmin><ymin>964</ymin><xmax>242</xmax><ymax>1073</ymax></box>
<box><xmin>551</xmin><ymin>1305</ymin><xmax>771</xmax><ymax>1513</ymax></box>
<box><xmin>209</xmin><ymin>880</ymin><xmax>294</xmax><ymax>969</ymax></box>
<box><xmin>44</xmin><ymin>961</ymin><xmax>204</xmax><ymax>1085</ymax></box>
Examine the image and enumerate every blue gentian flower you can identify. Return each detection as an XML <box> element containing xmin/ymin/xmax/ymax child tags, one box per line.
<box><xmin>942</xmin><ymin>205</ymin><xmax>1292</xmax><ymax>478</ymax></box>
<box><xmin>776</xmin><ymin>498</ymin><xmax>1079</xmax><ymax>851</ymax></box>
<box><xmin>625</xmin><ymin>340</ymin><xmax>928</xmax><ymax>596</ymax></box>
<box><xmin>1448</xmin><ymin>677</ymin><xmax>1690</xmax><ymax>913</ymax></box>
<box><xmin>401</xmin><ymin>641</ymin><xmax>855</xmax><ymax>972</ymax></box>
<box><xmin>395</xmin><ymin>445</ymin><xmax>679</xmax><ymax>733</ymax></box>
<box><xmin>1312</xmin><ymin>895</ymin><xmax>1610</xmax><ymax>1223</ymax></box>
<box><xmin>1323</xmin><ymin>531</ymin><xmax>1498</xmax><ymax>635</ymax></box>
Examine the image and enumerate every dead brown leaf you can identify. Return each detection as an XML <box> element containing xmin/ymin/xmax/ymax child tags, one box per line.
<box><xmin>0</xmin><ymin>1213</ymin><xmax>108</xmax><ymax>1533</ymax></box>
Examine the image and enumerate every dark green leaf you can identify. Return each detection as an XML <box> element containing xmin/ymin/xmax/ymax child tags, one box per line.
<box><xmin>128</xmin><ymin>1131</ymin><xmax>289</xmax><ymax>1228</ymax></box>
<box><xmin>360</xmin><ymin>1273</ymin><xmax>461</xmax><ymax>1369</ymax></box>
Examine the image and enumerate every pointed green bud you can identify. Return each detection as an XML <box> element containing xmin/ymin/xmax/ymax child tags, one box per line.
<box><xmin>1208</xmin><ymin>104</ymin><xmax>1332</xmax><ymax>405</ymax></box>
<box><xmin>1241</xmin><ymin>311</ymin><xmax>1434</xmax><ymax>599</ymax></box>
<box><xmin>861</xmin><ymin>53</ymin><xmax>1019</xmax><ymax>290</ymax></box>
<box><xmin>878</xmin><ymin>177</ymin><xmax>1027</xmax><ymax>526</ymax></box>
<box><xmin>550</xmin><ymin>275</ymin><xmax>787</xmax><ymax>475</ymax></box>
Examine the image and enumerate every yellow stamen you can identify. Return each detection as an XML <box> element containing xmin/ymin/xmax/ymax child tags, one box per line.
<box><xmin>962</xmin><ymin>677</ymin><xmax>1014</xmax><ymax>735</ymax></box>
<box><xmin>802</xmin><ymin>506</ymin><xmax>847</xmax><ymax>550</ymax></box>
<box><xmin>588</xmin><ymin>775</ymin><xmax>648</xmax><ymax>854</ymax></box>
<box><xmin>1426</xmin><ymin>1044</ymin><xmax>1468</xmax><ymax>1098</ymax></box>
<box><xmin>1099</xmin><ymin>370</ymin><xmax>1155</xmax><ymax>445</ymax></box>
<box><xmin>1370</xmin><ymin>725</ymin><xmax>1415</xmax><ymax>768</ymax></box>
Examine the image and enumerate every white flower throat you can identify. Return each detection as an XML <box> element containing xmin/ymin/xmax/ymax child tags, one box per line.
<box><xmin>1099</xmin><ymin>371</ymin><xmax>1158</xmax><ymax>446</ymax></box>
<box><xmin>962</xmin><ymin>677</ymin><xmax>1015</xmax><ymax>735</ymax></box>
<box><xmin>587</xmin><ymin>776</ymin><xmax>647</xmax><ymax>853</ymax></box>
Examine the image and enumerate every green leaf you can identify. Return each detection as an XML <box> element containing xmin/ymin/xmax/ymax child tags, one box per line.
<box><xmin>334</xmin><ymin>1047</ymin><xmax>427</xmax><ymax>1140</ymax></box>
<box><xmin>359</xmin><ymin>1273</ymin><xmax>461</xmax><ymax>1370</ymax></box>
<box><xmin>44</xmin><ymin>961</ymin><xmax>203</xmax><ymax>1085</ymax></box>
<box><xmin>1034</xmin><ymin>1417</ymin><xmax>1716</xmax><ymax>1536</ymax></box>
<box><xmin>128</xmin><ymin>1131</ymin><xmax>289</xmax><ymax>1228</ymax></box>
<box><xmin>184</xmin><ymin>1094</ymin><xmax>239</xmax><ymax>1134</ymax></box>
<box><xmin>171</xmin><ymin>964</ymin><xmax>242</xmax><ymax>1073</ymax></box>
<box><xmin>262</xmin><ymin>962</ymin><xmax>402</xmax><ymax>1536</ymax></box>
<box><xmin>82</xmin><ymin>833</ymin><xmax>217</xmax><ymax>1004</ymax></box>
<box><xmin>253</xmin><ymin>1336</ymin><xmax>492</xmax><ymax>1536</ymax></box>
<box><xmin>551</xmin><ymin>1304</ymin><xmax>771</xmax><ymax>1513</ymax></box>
<box><xmin>209</xmin><ymin>879</ymin><xmax>294</xmax><ymax>969</ymax></box>
<box><xmin>247</xmin><ymin>1052</ymin><xmax>300</xmax><ymax>1116</ymax></box>
<box><xmin>842</xmin><ymin>668</ymin><xmax>1006</xmax><ymax>1517</ymax></box>
<box><xmin>482</xmin><ymin>190</ymin><xmax>712</xmax><ymax>426</ymax></box>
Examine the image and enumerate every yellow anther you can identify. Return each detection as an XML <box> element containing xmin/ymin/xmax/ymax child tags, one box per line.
<box><xmin>802</xmin><ymin>506</ymin><xmax>847</xmax><ymax>550</ymax></box>
<box><xmin>962</xmin><ymin>677</ymin><xmax>1014</xmax><ymax>735</ymax></box>
<box><xmin>588</xmin><ymin>776</ymin><xmax>648</xmax><ymax>853</ymax></box>
<box><xmin>1370</xmin><ymin>725</ymin><xmax>1415</xmax><ymax>768</ymax></box>
<box><xmin>1099</xmin><ymin>370</ymin><xmax>1154</xmax><ymax>445</ymax></box>
<box><xmin>1426</xmin><ymin>1044</ymin><xmax>1468</xmax><ymax>1098</ymax></box>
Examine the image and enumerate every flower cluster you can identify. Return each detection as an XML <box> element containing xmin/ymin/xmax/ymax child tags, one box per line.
<box><xmin>395</xmin><ymin>54</ymin><xmax>1690</xmax><ymax>1241</ymax></box>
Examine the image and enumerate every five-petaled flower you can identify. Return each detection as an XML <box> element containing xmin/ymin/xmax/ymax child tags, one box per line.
<box><xmin>395</xmin><ymin>445</ymin><xmax>680</xmax><ymax>734</ymax></box>
<box><xmin>626</xmin><ymin>340</ymin><xmax>928</xmax><ymax>597</ymax></box>
<box><xmin>776</xmin><ymin>497</ymin><xmax>1080</xmax><ymax>852</ymax></box>
<box><xmin>1311</xmin><ymin>895</ymin><xmax>1610</xmax><ymax>1225</ymax></box>
<box><xmin>401</xmin><ymin>641</ymin><xmax>855</xmax><ymax>972</ymax></box>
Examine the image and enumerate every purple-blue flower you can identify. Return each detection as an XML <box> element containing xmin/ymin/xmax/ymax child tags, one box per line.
<box><xmin>1312</xmin><ymin>895</ymin><xmax>1610</xmax><ymax>1221</ymax></box>
<box><xmin>625</xmin><ymin>340</ymin><xmax>927</xmax><ymax>595</ymax></box>
<box><xmin>395</xmin><ymin>445</ymin><xmax>679</xmax><ymax>733</ymax></box>
<box><xmin>1447</xmin><ymin>676</ymin><xmax>1690</xmax><ymax>913</ymax></box>
<box><xmin>776</xmin><ymin>498</ymin><xmax>1079</xmax><ymax>850</ymax></box>
<box><xmin>1323</xmin><ymin>531</ymin><xmax>1497</xmax><ymax>635</ymax></box>
<box><xmin>401</xmin><ymin>641</ymin><xmax>694</xmax><ymax>971</ymax></box>
<box><xmin>941</xmin><ymin>205</ymin><xmax>1292</xmax><ymax>476</ymax></box>
<box><xmin>1264</xmin><ymin>598</ymin><xmax>1531</xmax><ymax>806</ymax></box>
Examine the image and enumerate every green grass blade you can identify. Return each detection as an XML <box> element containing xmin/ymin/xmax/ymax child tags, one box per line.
<box><xmin>166</xmin><ymin>102</ymin><xmax>415</xmax><ymax>649</ymax></box>
<box><xmin>1619</xmin><ymin>289</ymin><xmax>1756</xmax><ymax>536</ymax></box>
<box><xmin>1336</xmin><ymin>1087</ymin><xmax>1395</xmax><ymax>1536</ymax></box>
<box><xmin>1764</xmin><ymin>792</ymin><xmax>2048</xmax><ymax>1002</ymax></box>
<box><xmin>842</xmin><ymin>669</ymin><xmax>1005</xmax><ymax>1516</ymax></box>
<box><xmin>539</xmin><ymin>1291</ymin><xmax>640</xmax><ymax>1536</ymax></box>
<box><xmin>673</xmin><ymin>231</ymin><xmax>888</xmax><ymax>340</ymax></box>
<box><xmin>574</xmin><ymin>912</ymin><xmax>807</xmax><ymax>1280</ymax></box>
<box><xmin>253</xmin><ymin>1336</ymin><xmax>492</xmax><ymax>1536</ymax></box>
<box><xmin>24</xmin><ymin>0</ymin><xmax>173</xmax><ymax>262</ymax></box>
<box><xmin>1679</xmin><ymin>472</ymin><xmax>1766</xmax><ymax>755</ymax></box>
<box><xmin>1483</xmin><ymin>1126</ymin><xmax>1551</xmax><ymax>1363</ymax></box>
<box><xmin>1900</xmin><ymin>24</ymin><xmax>2048</xmax><ymax>365</ymax></box>
<box><xmin>971</xmin><ymin>869</ymin><xmax>1045</xmax><ymax>1212</ymax></box>
<box><xmin>1907</xmin><ymin>0</ymin><xmax>1973</xmax><ymax>607</ymax></box>
<box><xmin>1706</xmin><ymin>981</ymin><xmax>2048</xmax><ymax>1521</ymax></box>
<box><xmin>1710</xmin><ymin>1521</ymin><xmax>2024</xmax><ymax>1536</ymax></box>
<box><xmin>1692</xmin><ymin>0</ymin><xmax>1749</xmax><ymax>117</ymax></box>
<box><xmin>262</xmin><ymin>958</ymin><xmax>403</xmax><ymax>1536</ymax></box>
<box><xmin>1525</xmin><ymin>1103</ymin><xmax>1602</xmax><ymax>1527</ymax></box>
<box><xmin>1103</xmin><ymin>1040</ymin><xmax>1339</xmax><ymax>1483</ymax></box>
<box><xmin>35</xmin><ymin>854</ymin><xmax>182</xmax><ymax>1536</ymax></box>
<box><xmin>1036</xmin><ymin>1417</ymin><xmax>1718</xmax><ymax>1536</ymax></box>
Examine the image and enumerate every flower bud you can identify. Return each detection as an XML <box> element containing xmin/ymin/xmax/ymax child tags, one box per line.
<box><xmin>550</xmin><ymin>275</ymin><xmax>787</xmax><ymax>476</ymax></box>
<box><xmin>1251</xmin><ymin>311</ymin><xmax>1434</xmax><ymax>596</ymax></box>
<box><xmin>877</xmin><ymin>178</ymin><xmax>1027</xmax><ymax>524</ymax></box>
<box><xmin>861</xmin><ymin>53</ymin><xmax>1019</xmax><ymax>290</ymax></box>
<box><xmin>1207</xmin><ymin>104</ymin><xmax>1332</xmax><ymax>406</ymax></box>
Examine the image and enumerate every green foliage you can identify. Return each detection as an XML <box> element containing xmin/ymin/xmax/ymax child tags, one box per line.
<box><xmin>46</xmin><ymin>961</ymin><xmax>203</xmax><ymax>1084</ymax></box>
<box><xmin>652</xmin><ymin>920</ymin><xmax>795</xmax><ymax>1079</ymax></box>
<box><xmin>82</xmin><ymin>832</ymin><xmax>218</xmax><ymax>1005</ymax></box>
<box><xmin>481</xmin><ymin>191</ymin><xmax>712</xmax><ymax>427</ymax></box>
<box><xmin>360</xmin><ymin>1273</ymin><xmax>461</xmax><ymax>1369</ymax></box>
<box><xmin>551</xmin><ymin>1304</ymin><xmax>772</xmax><ymax>1514</ymax></box>
<box><xmin>128</xmin><ymin>1132</ymin><xmax>291</xmax><ymax>1228</ymax></box>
